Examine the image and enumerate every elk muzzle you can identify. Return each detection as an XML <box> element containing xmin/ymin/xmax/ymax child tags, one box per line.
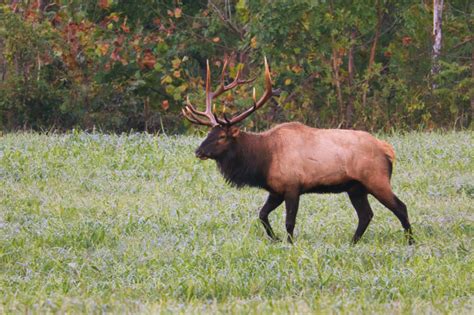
<box><xmin>195</xmin><ymin>148</ymin><xmax>209</xmax><ymax>160</ymax></box>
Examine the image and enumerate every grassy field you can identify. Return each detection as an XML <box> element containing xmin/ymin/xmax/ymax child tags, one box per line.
<box><xmin>0</xmin><ymin>131</ymin><xmax>473</xmax><ymax>314</ymax></box>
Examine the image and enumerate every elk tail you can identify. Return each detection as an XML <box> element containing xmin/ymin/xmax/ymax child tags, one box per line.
<box><xmin>379</xmin><ymin>140</ymin><xmax>395</xmax><ymax>178</ymax></box>
<box><xmin>379</xmin><ymin>140</ymin><xmax>395</xmax><ymax>164</ymax></box>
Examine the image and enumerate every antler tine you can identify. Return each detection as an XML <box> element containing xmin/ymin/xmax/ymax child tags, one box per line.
<box><xmin>185</xmin><ymin>96</ymin><xmax>210</xmax><ymax>118</ymax></box>
<box><xmin>227</xmin><ymin>56</ymin><xmax>274</xmax><ymax>125</ymax></box>
<box><xmin>182</xmin><ymin>60</ymin><xmax>219</xmax><ymax>127</ymax></box>
<box><xmin>220</xmin><ymin>58</ymin><xmax>229</xmax><ymax>85</ymax></box>
<box><xmin>182</xmin><ymin>107</ymin><xmax>203</xmax><ymax>125</ymax></box>
<box><xmin>182</xmin><ymin>106</ymin><xmax>215</xmax><ymax>126</ymax></box>
<box><xmin>204</xmin><ymin>60</ymin><xmax>220</xmax><ymax>126</ymax></box>
<box><xmin>182</xmin><ymin>108</ymin><xmax>201</xmax><ymax>125</ymax></box>
<box><xmin>212</xmin><ymin>61</ymin><xmax>257</xmax><ymax>99</ymax></box>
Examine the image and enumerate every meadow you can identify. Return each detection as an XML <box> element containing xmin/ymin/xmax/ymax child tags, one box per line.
<box><xmin>0</xmin><ymin>131</ymin><xmax>472</xmax><ymax>314</ymax></box>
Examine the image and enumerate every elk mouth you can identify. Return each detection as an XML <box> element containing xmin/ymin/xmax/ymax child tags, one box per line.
<box><xmin>195</xmin><ymin>150</ymin><xmax>209</xmax><ymax>160</ymax></box>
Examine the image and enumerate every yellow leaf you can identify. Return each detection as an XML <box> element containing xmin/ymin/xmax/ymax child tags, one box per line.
<box><xmin>161</xmin><ymin>75</ymin><xmax>173</xmax><ymax>84</ymax></box>
<box><xmin>284</xmin><ymin>78</ymin><xmax>292</xmax><ymax>85</ymax></box>
<box><xmin>178</xmin><ymin>83</ymin><xmax>188</xmax><ymax>92</ymax></box>
<box><xmin>172</xmin><ymin>58</ymin><xmax>181</xmax><ymax>69</ymax></box>
<box><xmin>302</xmin><ymin>13</ymin><xmax>310</xmax><ymax>30</ymax></box>
<box><xmin>291</xmin><ymin>65</ymin><xmax>303</xmax><ymax>74</ymax></box>
<box><xmin>250</xmin><ymin>36</ymin><xmax>257</xmax><ymax>49</ymax></box>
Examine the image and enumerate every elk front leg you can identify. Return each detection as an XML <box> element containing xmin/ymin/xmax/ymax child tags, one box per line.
<box><xmin>259</xmin><ymin>193</ymin><xmax>284</xmax><ymax>240</ymax></box>
<box><xmin>348</xmin><ymin>191</ymin><xmax>374</xmax><ymax>244</ymax></box>
<box><xmin>284</xmin><ymin>193</ymin><xmax>300</xmax><ymax>244</ymax></box>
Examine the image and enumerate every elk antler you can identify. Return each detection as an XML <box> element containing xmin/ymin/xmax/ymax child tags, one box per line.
<box><xmin>183</xmin><ymin>57</ymin><xmax>275</xmax><ymax>127</ymax></box>
<box><xmin>211</xmin><ymin>59</ymin><xmax>257</xmax><ymax>99</ymax></box>
<box><xmin>183</xmin><ymin>60</ymin><xmax>220</xmax><ymax>127</ymax></box>
<box><xmin>224</xmin><ymin>57</ymin><xmax>273</xmax><ymax>125</ymax></box>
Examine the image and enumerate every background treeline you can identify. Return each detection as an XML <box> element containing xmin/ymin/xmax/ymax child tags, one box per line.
<box><xmin>0</xmin><ymin>0</ymin><xmax>472</xmax><ymax>132</ymax></box>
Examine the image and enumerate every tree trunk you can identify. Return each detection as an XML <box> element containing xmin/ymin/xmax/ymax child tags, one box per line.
<box><xmin>345</xmin><ymin>28</ymin><xmax>357</xmax><ymax>128</ymax></box>
<box><xmin>332</xmin><ymin>48</ymin><xmax>344</xmax><ymax>123</ymax></box>
<box><xmin>431</xmin><ymin>0</ymin><xmax>444</xmax><ymax>89</ymax></box>
<box><xmin>0</xmin><ymin>38</ymin><xmax>6</xmax><ymax>81</ymax></box>
<box><xmin>362</xmin><ymin>3</ymin><xmax>382</xmax><ymax>108</ymax></box>
<box><xmin>470</xmin><ymin>49</ymin><xmax>474</xmax><ymax>127</ymax></box>
<box><xmin>144</xmin><ymin>97</ymin><xmax>150</xmax><ymax>132</ymax></box>
<box><xmin>328</xmin><ymin>1</ymin><xmax>344</xmax><ymax>125</ymax></box>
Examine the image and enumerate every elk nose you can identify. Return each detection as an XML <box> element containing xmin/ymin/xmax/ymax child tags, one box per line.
<box><xmin>195</xmin><ymin>149</ymin><xmax>208</xmax><ymax>160</ymax></box>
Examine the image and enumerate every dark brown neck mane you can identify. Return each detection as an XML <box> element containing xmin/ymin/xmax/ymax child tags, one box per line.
<box><xmin>216</xmin><ymin>132</ymin><xmax>271</xmax><ymax>189</ymax></box>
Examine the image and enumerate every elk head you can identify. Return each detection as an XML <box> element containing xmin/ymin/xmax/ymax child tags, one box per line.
<box><xmin>182</xmin><ymin>58</ymin><xmax>275</xmax><ymax>160</ymax></box>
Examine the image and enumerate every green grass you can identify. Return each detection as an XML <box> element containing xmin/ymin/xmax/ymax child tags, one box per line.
<box><xmin>0</xmin><ymin>131</ymin><xmax>473</xmax><ymax>314</ymax></box>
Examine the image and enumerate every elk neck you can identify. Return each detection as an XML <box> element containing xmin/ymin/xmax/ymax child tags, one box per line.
<box><xmin>216</xmin><ymin>131</ymin><xmax>271</xmax><ymax>189</ymax></box>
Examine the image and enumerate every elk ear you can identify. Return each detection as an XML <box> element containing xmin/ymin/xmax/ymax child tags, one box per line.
<box><xmin>229</xmin><ymin>126</ymin><xmax>240</xmax><ymax>138</ymax></box>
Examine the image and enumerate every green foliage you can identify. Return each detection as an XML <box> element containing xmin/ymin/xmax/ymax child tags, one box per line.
<box><xmin>0</xmin><ymin>6</ymin><xmax>63</xmax><ymax>129</ymax></box>
<box><xmin>0</xmin><ymin>131</ymin><xmax>473</xmax><ymax>312</ymax></box>
<box><xmin>433</xmin><ymin>61</ymin><xmax>473</xmax><ymax>127</ymax></box>
<box><xmin>0</xmin><ymin>1</ymin><xmax>472</xmax><ymax>131</ymax></box>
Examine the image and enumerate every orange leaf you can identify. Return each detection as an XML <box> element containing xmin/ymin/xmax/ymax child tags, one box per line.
<box><xmin>25</xmin><ymin>10</ymin><xmax>38</xmax><ymax>22</ymax></box>
<box><xmin>174</xmin><ymin>8</ymin><xmax>182</xmax><ymax>18</ymax></box>
<box><xmin>402</xmin><ymin>36</ymin><xmax>412</xmax><ymax>46</ymax></box>
<box><xmin>99</xmin><ymin>0</ymin><xmax>109</xmax><ymax>9</ymax></box>
<box><xmin>110</xmin><ymin>14</ymin><xmax>119</xmax><ymax>22</ymax></box>
<box><xmin>114</xmin><ymin>35</ymin><xmax>125</xmax><ymax>47</ymax></box>
<box><xmin>98</xmin><ymin>43</ymin><xmax>110</xmax><ymax>56</ymax></box>
<box><xmin>212</xmin><ymin>37</ymin><xmax>220</xmax><ymax>43</ymax></box>
<box><xmin>225</xmin><ymin>94</ymin><xmax>234</xmax><ymax>102</ymax></box>
<box><xmin>142</xmin><ymin>50</ymin><xmax>156</xmax><ymax>69</ymax></box>
<box><xmin>52</xmin><ymin>13</ymin><xmax>62</xmax><ymax>26</ymax></box>
<box><xmin>121</xmin><ymin>17</ymin><xmax>130</xmax><ymax>33</ymax></box>
<box><xmin>162</xmin><ymin>100</ymin><xmax>169</xmax><ymax>111</ymax></box>
<box><xmin>111</xmin><ymin>48</ymin><xmax>121</xmax><ymax>61</ymax></box>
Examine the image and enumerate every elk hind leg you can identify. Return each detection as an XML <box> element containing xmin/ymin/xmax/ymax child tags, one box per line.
<box><xmin>348</xmin><ymin>189</ymin><xmax>374</xmax><ymax>244</ymax></box>
<box><xmin>370</xmin><ymin>182</ymin><xmax>414</xmax><ymax>244</ymax></box>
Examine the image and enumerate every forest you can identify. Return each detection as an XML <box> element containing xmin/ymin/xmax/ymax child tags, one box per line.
<box><xmin>0</xmin><ymin>0</ymin><xmax>472</xmax><ymax>133</ymax></box>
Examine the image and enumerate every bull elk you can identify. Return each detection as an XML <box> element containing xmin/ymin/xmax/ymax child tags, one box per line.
<box><xmin>183</xmin><ymin>58</ymin><xmax>414</xmax><ymax>244</ymax></box>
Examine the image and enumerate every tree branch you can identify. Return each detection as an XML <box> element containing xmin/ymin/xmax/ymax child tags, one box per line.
<box><xmin>208</xmin><ymin>1</ymin><xmax>245</xmax><ymax>40</ymax></box>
